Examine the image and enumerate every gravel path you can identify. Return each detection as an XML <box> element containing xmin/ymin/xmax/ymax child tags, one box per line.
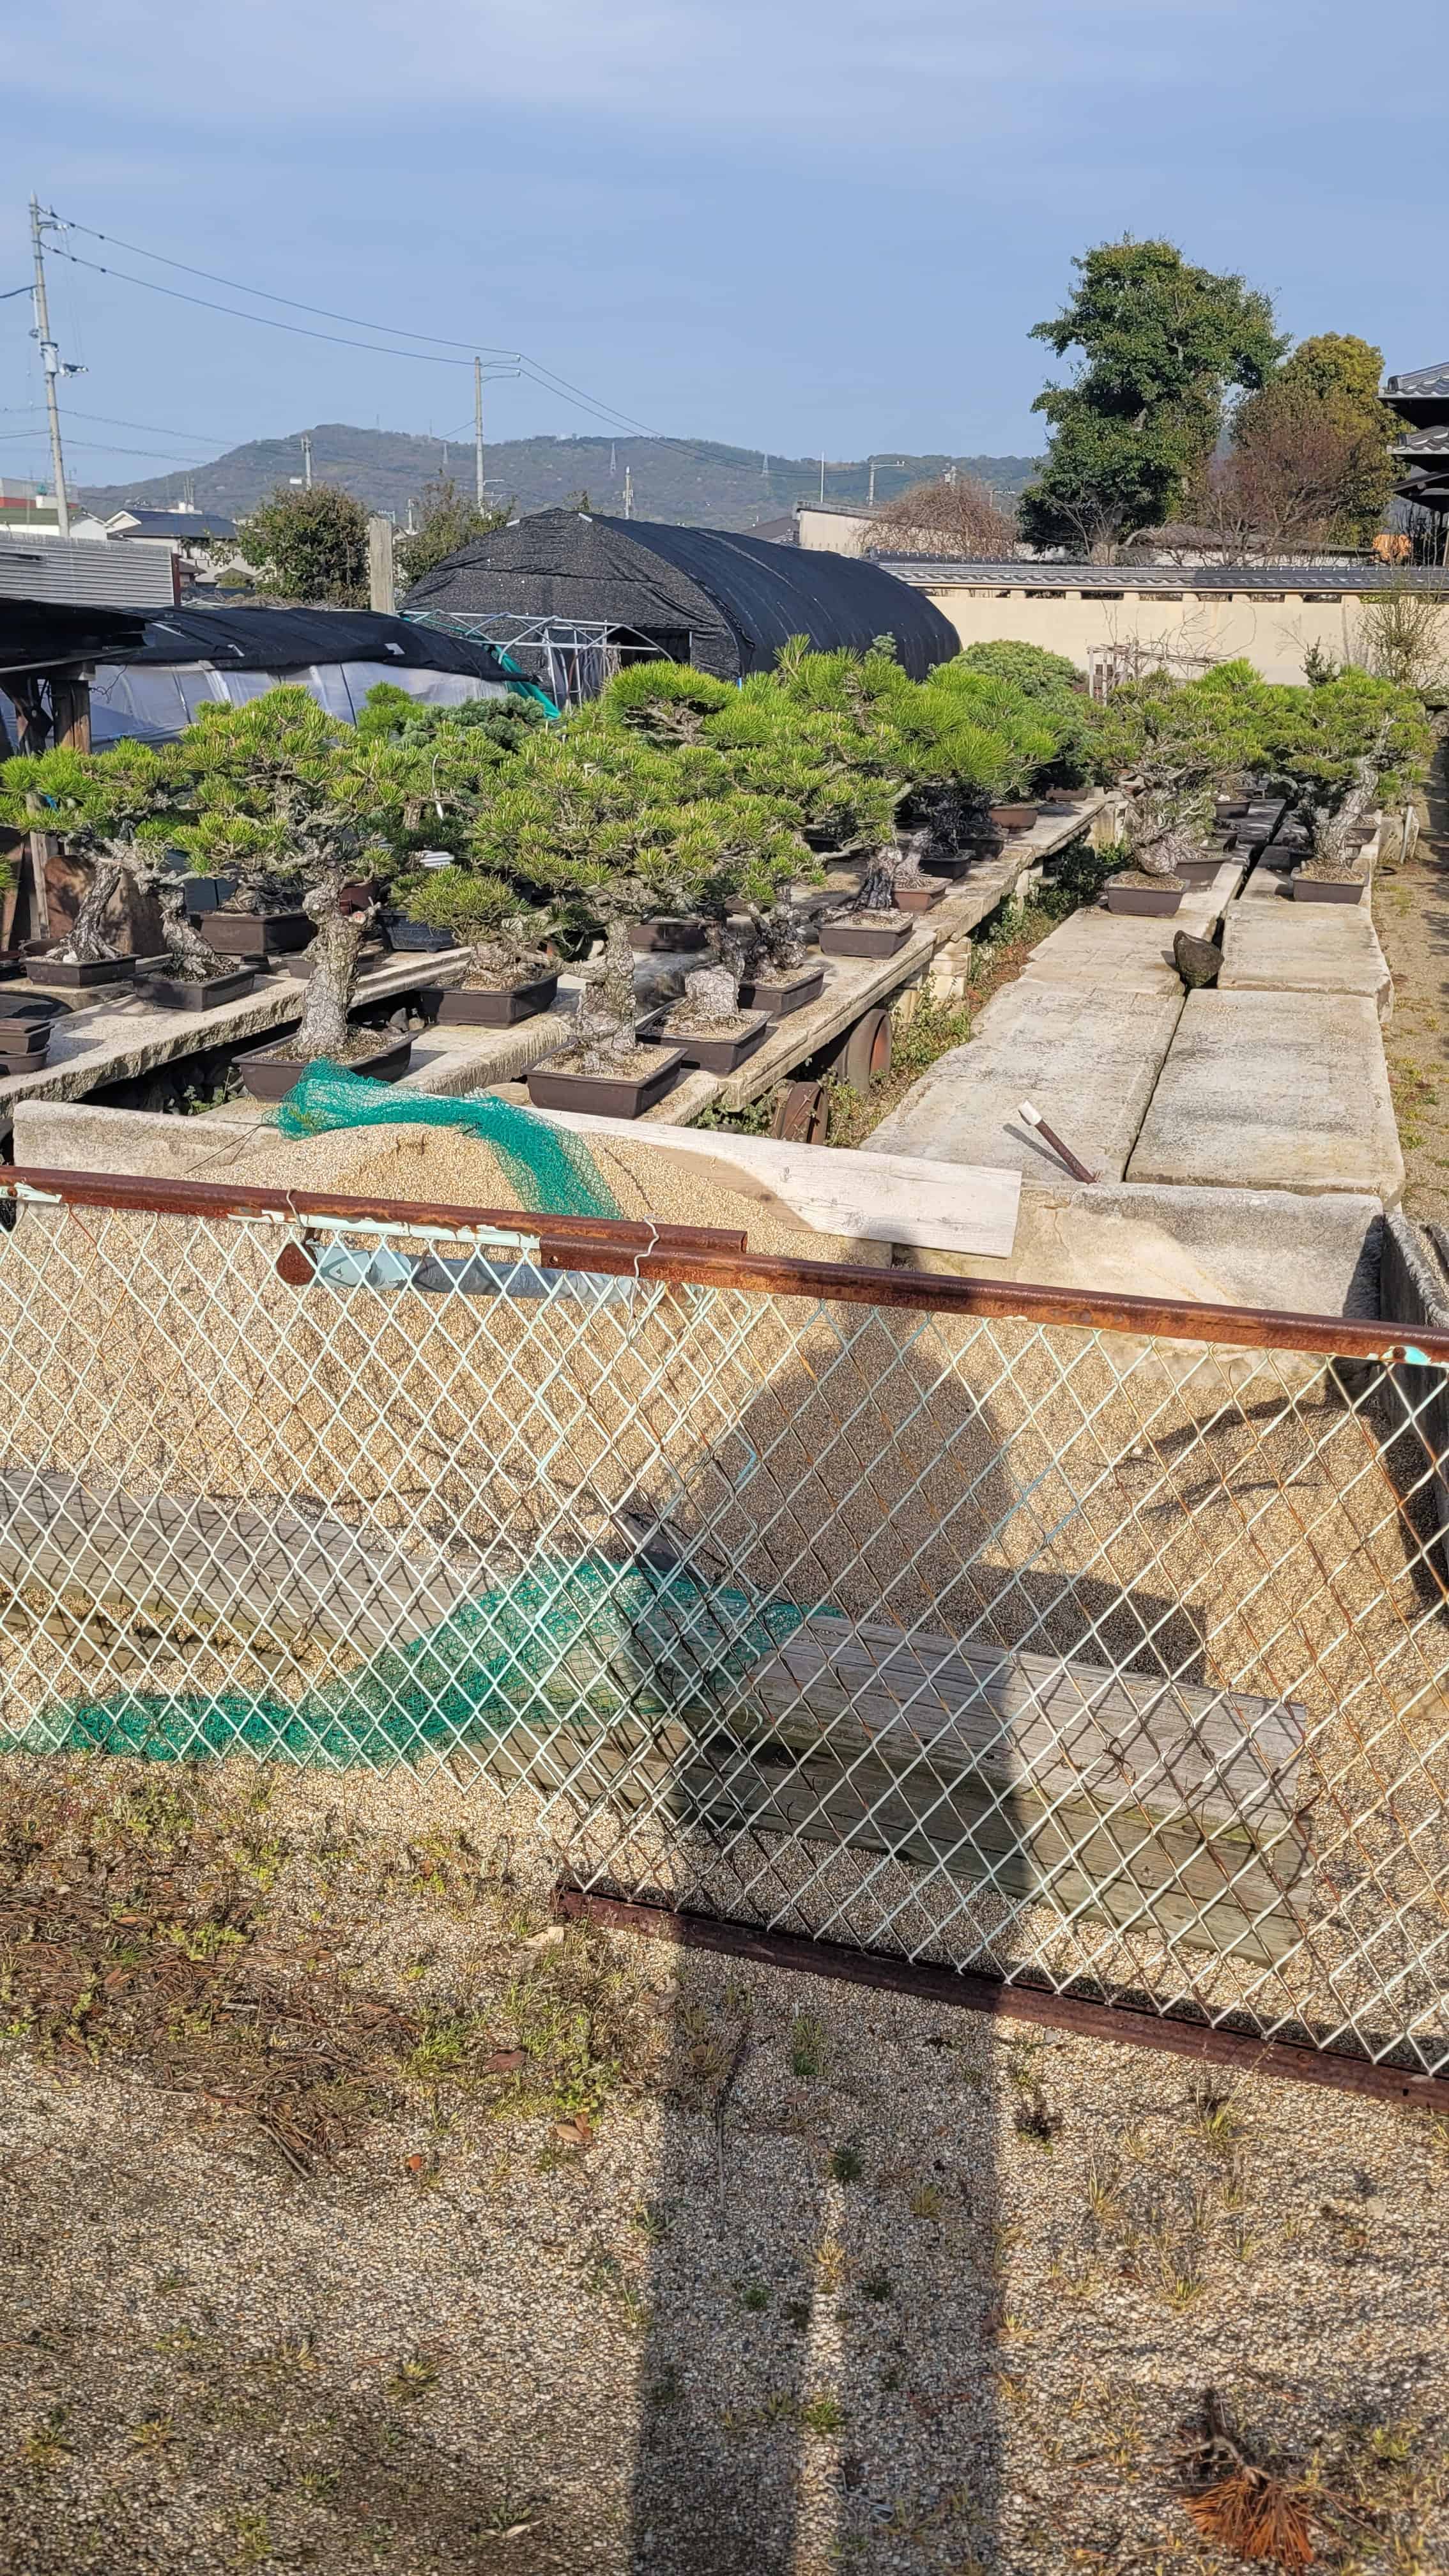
<box><xmin>1</xmin><ymin>1758</ymin><xmax>1446</xmax><ymax>2576</ymax></box>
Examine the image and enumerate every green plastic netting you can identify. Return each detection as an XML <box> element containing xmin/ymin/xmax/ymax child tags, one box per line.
<box><xmin>15</xmin><ymin>1555</ymin><xmax>819</xmax><ymax>1772</ymax></box>
<box><xmin>268</xmin><ymin>1062</ymin><xmax>622</xmax><ymax>1224</ymax></box>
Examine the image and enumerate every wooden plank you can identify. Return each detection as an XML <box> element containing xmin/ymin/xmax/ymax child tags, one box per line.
<box><xmin>525</xmin><ymin>1113</ymin><xmax>1022</xmax><ymax>1260</ymax></box>
<box><xmin>729</xmin><ymin>1613</ymin><xmax>1305</xmax><ymax>1833</ymax></box>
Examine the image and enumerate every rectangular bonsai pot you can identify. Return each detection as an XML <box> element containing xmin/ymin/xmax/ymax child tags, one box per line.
<box><xmin>989</xmin><ymin>804</ymin><xmax>1038</xmax><ymax>830</ymax></box>
<box><xmin>893</xmin><ymin>881</ymin><xmax>946</xmax><ymax>914</ymax></box>
<box><xmin>0</xmin><ymin>1047</ymin><xmax>50</xmax><ymax>1078</ymax></box>
<box><xmin>1174</xmin><ymin>855</ymin><xmax>1228</xmax><ymax>885</ymax></box>
<box><xmin>383</xmin><ymin>916</ymin><xmax>455</xmax><ymax>953</ymax></box>
<box><xmin>663</xmin><ymin>1012</ymin><xmax>770</xmax><ymax>1075</ymax></box>
<box><xmin>435</xmin><ymin>975</ymin><xmax>560</xmax><ymax>1027</ymax></box>
<box><xmin>25</xmin><ymin>953</ymin><xmax>135</xmax><ymax>988</ymax></box>
<box><xmin>236</xmin><ymin>1033</ymin><xmax>413</xmax><ymax>1103</ymax></box>
<box><xmin>1292</xmin><ymin>875</ymin><xmax>1365</xmax><ymax>905</ymax></box>
<box><xmin>818</xmin><ymin>917</ymin><xmax>914</xmax><ymax>960</ymax></box>
<box><xmin>628</xmin><ymin>919</ymin><xmax>708</xmax><ymax>953</ymax></box>
<box><xmin>526</xmin><ymin>1045</ymin><xmax>687</xmax><ymax>1120</ymax></box>
<box><xmin>138</xmin><ymin>966</ymin><xmax>257</xmax><ymax>1012</ymax></box>
<box><xmin>738</xmin><ymin>963</ymin><xmax>825</xmax><ymax>1018</ymax></box>
<box><xmin>199</xmin><ymin>910</ymin><xmax>312</xmax><ymax>960</ymax></box>
<box><xmin>1105</xmin><ymin>882</ymin><xmax>1183</xmax><ymax>917</ymax></box>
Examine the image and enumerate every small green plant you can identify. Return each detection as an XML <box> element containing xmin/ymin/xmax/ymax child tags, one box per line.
<box><xmin>800</xmin><ymin>2393</ymin><xmax>847</xmax><ymax>2435</ymax></box>
<box><xmin>231</xmin><ymin>2509</ymin><xmax>273</xmax><ymax>2570</ymax></box>
<box><xmin>740</xmin><ymin>2281</ymin><xmax>771</xmax><ymax>2313</ymax></box>
<box><xmin>828</xmin><ymin>2141</ymin><xmax>864</xmax><ymax>2184</ymax></box>
<box><xmin>19</xmin><ymin>2408</ymin><xmax>71</xmax><ymax>2471</ymax></box>
<box><xmin>859</xmin><ymin>2271</ymin><xmax>893</xmax><ymax>2304</ymax></box>
<box><xmin>385</xmin><ymin>2355</ymin><xmax>439</xmax><ymax>2404</ymax></box>
<box><xmin>908</xmin><ymin>2182</ymin><xmax>944</xmax><ymax>2221</ymax></box>
<box><xmin>789</xmin><ymin>2011</ymin><xmax>829</xmax><ymax>2080</ymax></box>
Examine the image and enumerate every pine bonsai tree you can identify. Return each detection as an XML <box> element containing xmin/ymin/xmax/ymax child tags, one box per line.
<box><xmin>1085</xmin><ymin>661</ymin><xmax>1272</xmax><ymax>878</ymax></box>
<box><xmin>0</xmin><ymin>738</ymin><xmax>220</xmax><ymax>975</ymax></box>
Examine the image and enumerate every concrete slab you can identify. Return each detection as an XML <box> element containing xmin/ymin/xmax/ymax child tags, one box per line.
<box><xmin>1020</xmin><ymin>880</ymin><xmax>1225</xmax><ymax>995</ymax></box>
<box><xmin>1238</xmin><ymin>865</ymin><xmax>1294</xmax><ymax>904</ymax></box>
<box><xmin>1219</xmin><ymin>902</ymin><xmax>1393</xmax><ymax>1023</ymax></box>
<box><xmin>897</xmin><ymin>1176</ymin><xmax>1383</xmax><ymax>1318</ymax></box>
<box><xmin>868</xmin><ymin>979</ymin><xmax>1184</xmax><ymax>1184</ymax></box>
<box><xmin>1126</xmin><ymin>989</ymin><xmax>1404</xmax><ymax>1202</ymax></box>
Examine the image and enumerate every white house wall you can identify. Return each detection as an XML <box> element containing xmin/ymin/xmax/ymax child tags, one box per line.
<box><xmin>920</xmin><ymin>583</ymin><xmax>1367</xmax><ymax>686</ymax></box>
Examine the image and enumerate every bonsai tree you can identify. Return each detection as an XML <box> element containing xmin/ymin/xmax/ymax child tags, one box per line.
<box><xmin>1085</xmin><ymin>660</ymin><xmax>1271</xmax><ymax>878</ymax></box>
<box><xmin>1257</xmin><ymin>670</ymin><xmax>1432</xmax><ymax>870</ymax></box>
<box><xmin>166</xmin><ymin>689</ymin><xmax>433</xmax><ymax>1058</ymax></box>
<box><xmin>395</xmin><ymin>863</ymin><xmax>553</xmax><ymax>989</ymax></box>
<box><xmin>0</xmin><ymin>737</ymin><xmax>222</xmax><ymax>976</ymax></box>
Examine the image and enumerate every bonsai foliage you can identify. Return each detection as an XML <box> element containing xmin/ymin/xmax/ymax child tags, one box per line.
<box><xmin>354</xmin><ymin>681</ymin><xmax>548</xmax><ymax>757</ymax></box>
<box><xmin>1259</xmin><ymin>670</ymin><xmax>1432</xmax><ymax>864</ymax></box>
<box><xmin>0</xmin><ymin>737</ymin><xmax>217</xmax><ymax>972</ymax></box>
<box><xmin>235</xmin><ymin>483</ymin><xmax>370</xmax><ymax>606</ymax></box>
<box><xmin>1022</xmin><ymin>239</ymin><xmax>1285</xmax><ymax>556</ymax></box>
<box><xmin>1085</xmin><ymin>661</ymin><xmax>1271</xmax><ymax>877</ymax></box>
<box><xmin>401</xmin><ymin>866</ymin><xmax>551</xmax><ymax>987</ymax></box>
<box><xmin>165</xmin><ymin>689</ymin><xmax>448</xmax><ymax>1055</ymax></box>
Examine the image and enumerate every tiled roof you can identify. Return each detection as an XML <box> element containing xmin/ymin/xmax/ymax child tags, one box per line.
<box><xmin>873</xmin><ymin>558</ymin><xmax>1449</xmax><ymax>592</ymax></box>
<box><xmin>1386</xmin><ymin>363</ymin><xmax>1449</xmax><ymax>399</ymax></box>
<box><xmin>1392</xmin><ymin>425</ymin><xmax>1449</xmax><ymax>457</ymax></box>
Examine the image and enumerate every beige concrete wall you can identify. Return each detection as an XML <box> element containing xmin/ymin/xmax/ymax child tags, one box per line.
<box><xmin>795</xmin><ymin>504</ymin><xmax>873</xmax><ymax>554</ymax></box>
<box><xmin>921</xmin><ymin>582</ymin><xmax>1369</xmax><ymax>686</ymax></box>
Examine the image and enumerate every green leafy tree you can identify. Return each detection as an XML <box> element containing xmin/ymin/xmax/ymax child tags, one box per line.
<box><xmin>236</xmin><ymin>483</ymin><xmax>370</xmax><ymax>605</ymax></box>
<box><xmin>1213</xmin><ymin>334</ymin><xmax>1399</xmax><ymax>549</ymax></box>
<box><xmin>1022</xmin><ymin>240</ymin><xmax>1285</xmax><ymax>557</ymax></box>
<box><xmin>1258</xmin><ymin>668</ymin><xmax>1431</xmax><ymax>862</ymax></box>
<box><xmin>394</xmin><ymin>475</ymin><xmax>512</xmax><ymax>593</ymax></box>
<box><xmin>0</xmin><ymin>738</ymin><xmax>217</xmax><ymax>971</ymax></box>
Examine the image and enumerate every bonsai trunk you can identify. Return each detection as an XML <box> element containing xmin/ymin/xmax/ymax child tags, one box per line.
<box><xmin>673</xmin><ymin>962</ymin><xmax>740</xmax><ymax>1031</ymax></box>
<box><xmin>153</xmin><ymin>875</ymin><xmax>225</xmax><ymax>977</ymax></box>
<box><xmin>854</xmin><ymin>850</ymin><xmax>901</xmax><ymax>914</ymax></box>
<box><xmin>295</xmin><ymin>877</ymin><xmax>367</xmax><ymax>1057</ymax></box>
<box><xmin>752</xmin><ymin>901</ymin><xmax>808</xmax><ymax>976</ymax></box>
<box><xmin>574</xmin><ymin>919</ymin><xmax>641</xmax><ymax>1070</ymax></box>
<box><xmin>1310</xmin><ymin>733</ymin><xmax>1385</xmax><ymax>873</ymax></box>
<box><xmin>65</xmin><ymin>857</ymin><xmax>123</xmax><ymax>962</ymax></box>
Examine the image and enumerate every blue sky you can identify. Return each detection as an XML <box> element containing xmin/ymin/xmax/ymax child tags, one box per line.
<box><xmin>4</xmin><ymin>0</ymin><xmax>1447</xmax><ymax>488</ymax></box>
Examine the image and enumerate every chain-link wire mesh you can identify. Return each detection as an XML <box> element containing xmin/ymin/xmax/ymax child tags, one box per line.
<box><xmin>2</xmin><ymin>1179</ymin><xmax>1448</xmax><ymax>2082</ymax></box>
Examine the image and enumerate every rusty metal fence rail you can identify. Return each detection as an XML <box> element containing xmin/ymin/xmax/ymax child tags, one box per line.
<box><xmin>3</xmin><ymin>1168</ymin><xmax>1449</xmax><ymax>2099</ymax></box>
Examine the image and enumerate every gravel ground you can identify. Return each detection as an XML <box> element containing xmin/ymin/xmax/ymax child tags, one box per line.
<box><xmin>1374</xmin><ymin>751</ymin><xmax>1449</xmax><ymax>1227</ymax></box>
<box><xmin>0</xmin><ymin>1756</ymin><xmax>1446</xmax><ymax>2576</ymax></box>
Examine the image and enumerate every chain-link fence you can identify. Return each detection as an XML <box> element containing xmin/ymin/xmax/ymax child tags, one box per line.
<box><xmin>3</xmin><ymin>1169</ymin><xmax>1448</xmax><ymax>2087</ymax></box>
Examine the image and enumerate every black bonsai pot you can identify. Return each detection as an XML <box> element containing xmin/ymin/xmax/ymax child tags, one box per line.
<box><xmin>434</xmin><ymin>975</ymin><xmax>560</xmax><ymax>1028</ymax></box>
<box><xmin>526</xmin><ymin>1044</ymin><xmax>687</xmax><ymax>1120</ymax></box>
<box><xmin>628</xmin><ymin>918</ymin><xmax>708</xmax><ymax>954</ymax></box>
<box><xmin>818</xmin><ymin>916</ymin><xmax>914</xmax><ymax>961</ymax></box>
<box><xmin>199</xmin><ymin>910</ymin><xmax>312</xmax><ymax>961</ymax></box>
<box><xmin>236</xmin><ymin>1032</ymin><xmax>413</xmax><ymax>1103</ymax></box>
<box><xmin>738</xmin><ymin>963</ymin><xmax>825</xmax><ymax>1018</ymax></box>
<box><xmin>139</xmin><ymin>965</ymin><xmax>257</xmax><ymax>1013</ymax></box>
<box><xmin>663</xmin><ymin>1011</ymin><xmax>770</xmax><ymax>1075</ymax></box>
<box><xmin>25</xmin><ymin>951</ymin><xmax>135</xmax><ymax>988</ymax></box>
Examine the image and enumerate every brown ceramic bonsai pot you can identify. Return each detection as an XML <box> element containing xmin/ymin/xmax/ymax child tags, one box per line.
<box><xmin>434</xmin><ymin>975</ymin><xmax>560</xmax><ymax>1028</ymax></box>
<box><xmin>1172</xmin><ymin>855</ymin><xmax>1227</xmax><ymax>885</ymax></box>
<box><xmin>199</xmin><ymin>910</ymin><xmax>312</xmax><ymax>960</ymax></box>
<box><xmin>25</xmin><ymin>951</ymin><xmax>135</xmax><ymax>988</ymax></box>
<box><xmin>893</xmin><ymin>881</ymin><xmax>947</xmax><ymax>914</ymax></box>
<box><xmin>236</xmin><ymin>1032</ymin><xmax>413</xmax><ymax>1103</ymax></box>
<box><xmin>139</xmin><ymin>965</ymin><xmax>257</xmax><ymax>1012</ymax></box>
<box><xmin>526</xmin><ymin>1044</ymin><xmax>687</xmax><ymax>1120</ymax></box>
<box><xmin>738</xmin><ymin>963</ymin><xmax>825</xmax><ymax>1018</ymax></box>
<box><xmin>628</xmin><ymin>918</ymin><xmax>707</xmax><ymax>953</ymax></box>
<box><xmin>1291</xmin><ymin>873</ymin><xmax>1364</xmax><ymax>905</ymax></box>
<box><xmin>989</xmin><ymin>804</ymin><xmax>1038</xmax><ymax>831</ymax></box>
<box><xmin>1105</xmin><ymin>880</ymin><xmax>1183</xmax><ymax>917</ymax></box>
<box><xmin>0</xmin><ymin>1044</ymin><xmax>50</xmax><ymax>1078</ymax></box>
<box><xmin>818</xmin><ymin>917</ymin><xmax>914</xmax><ymax>960</ymax></box>
<box><xmin>663</xmin><ymin>1011</ymin><xmax>770</xmax><ymax>1075</ymax></box>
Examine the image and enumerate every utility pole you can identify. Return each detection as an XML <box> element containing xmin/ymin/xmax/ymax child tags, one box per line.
<box><xmin>367</xmin><ymin>514</ymin><xmax>395</xmax><ymax>615</ymax></box>
<box><xmin>868</xmin><ymin>457</ymin><xmax>876</xmax><ymax>506</ymax></box>
<box><xmin>301</xmin><ymin>432</ymin><xmax>313</xmax><ymax>489</ymax></box>
<box><xmin>29</xmin><ymin>196</ymin><xmax>76</xmax><ymax>539</ymax></box>
<box><xmin>622</xmin><ymin>465</ymin><xmax>634</xmax><ymax>520</ymax></box>
<box><xmin>473</xmin><ymin>355</ymin><xmax>485</xmax><ymax>509</ymax></box>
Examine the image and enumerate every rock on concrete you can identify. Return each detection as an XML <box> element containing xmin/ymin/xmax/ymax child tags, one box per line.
<box><xmin>1126</xmin><ymin>988</ymin><xmax>1404</xmax><ymax>1203</ymax></box>
<box><xmin>1218</xmin><ymin>900</ymin><xmax>1393</xmax><ymax>1023</ymax></box>
<box><xmin>1020</xmin><ymin>879</ymin><xmax>1230</xmax><ymax>995</ymax></box>
<box><xmin>869</xmin><ymin>979</ymin><xmax>1184</xmax><ymax>1184</ymax></box>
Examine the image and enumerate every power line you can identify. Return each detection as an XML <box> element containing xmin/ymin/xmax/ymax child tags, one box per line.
<box><xmin>49</xmin><ymin>245</ymin><xmax>476</xmax><ymax>369</ymax></box>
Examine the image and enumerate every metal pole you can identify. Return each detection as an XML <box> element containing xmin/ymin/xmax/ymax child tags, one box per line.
<box><xmin>868</xmin><ymin>457</ymin><xmax>876</xmax><ymax>507</ymax></box>
<box><xmin>301</xmin><ymin>433</ymin><xmax>312</xmax><ymax>490</ymax></box>
<box><xmin>29</xmin><ymin>197</ymin><xmax>70</xmax><ymax>539</ymax></box>
<box><xmin>623</xmin><ymin>465</ymin><xmax>633</xmax><ymax>520</ymax></box>
<box><xmin>474</xmin><ymin>355</ymin><xmax>485</xmax><ymax>509</ymax></box>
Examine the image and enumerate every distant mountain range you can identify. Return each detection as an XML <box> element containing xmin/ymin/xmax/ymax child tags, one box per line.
<box><xmin>80</xmin><ymin>426</ymin><xmax>1039</xmax><ymax>533</ymax></box>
